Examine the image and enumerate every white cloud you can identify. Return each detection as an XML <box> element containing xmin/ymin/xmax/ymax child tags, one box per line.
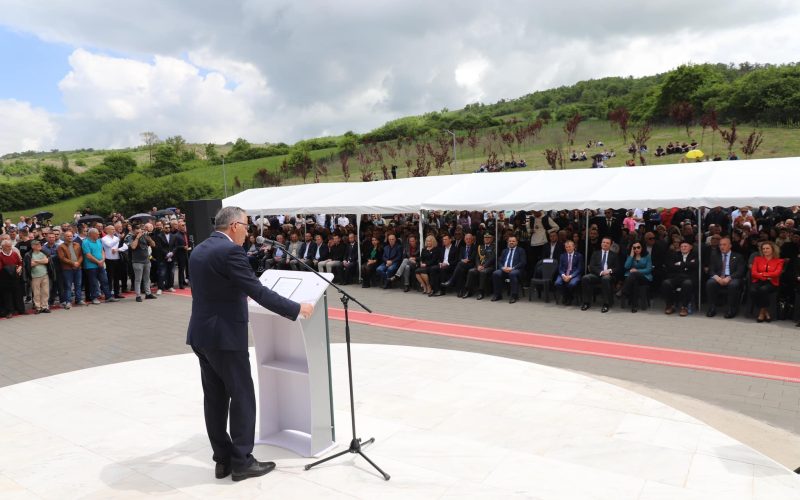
<box><xmin>0</xmin><ymin>0</ymin><xmax>799</xmax><ymax>153</ymax></box>
<box><xmin>54</xmin><ymin>49</ymin><xmax>274</xmax><ymax>149</ymax></box>
<box><xmin>0</xmin><ymin>99</ymin><xmax>58</xmax><ymax>153</ymax></box>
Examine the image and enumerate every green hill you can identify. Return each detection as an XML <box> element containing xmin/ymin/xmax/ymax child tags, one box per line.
<box><xmin>4</xmin><ymin>62</ymin><xmax>800</xmax><ymax>223</ymax></box>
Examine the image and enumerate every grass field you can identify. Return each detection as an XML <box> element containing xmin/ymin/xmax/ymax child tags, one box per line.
<box><xmin>5</xmin><ymin>120</ymin><xmax>799</xmax><ymax>224</ymax></box>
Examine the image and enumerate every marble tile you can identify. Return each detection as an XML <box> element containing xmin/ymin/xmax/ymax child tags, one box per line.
<box><xmin>0</xmin><ymin>343</ymin><xmax>798</xmax><ymax>499</ymax></box>
<box><xmin>483</xmin><ymin>450</ymin><xmax>646</xmax><ymax>500</ymax></box>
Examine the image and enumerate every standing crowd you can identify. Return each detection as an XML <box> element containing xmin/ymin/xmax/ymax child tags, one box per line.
<box><xmin>1</xmin><ymin>208</ymin><xmax>191</xmax><ymax>318</ymax></box>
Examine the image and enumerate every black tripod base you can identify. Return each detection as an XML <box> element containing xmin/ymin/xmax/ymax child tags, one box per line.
<box><xmin>305</xmin><ymin>437</ymin><xmax>390</xmax><ymax>481</ymax></box>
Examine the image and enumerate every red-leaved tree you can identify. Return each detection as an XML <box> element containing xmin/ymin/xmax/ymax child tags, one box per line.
<box><xmin>608</xmin><ymin>107</ymin><xmax>631</xmax><ymax>145</ymax></box>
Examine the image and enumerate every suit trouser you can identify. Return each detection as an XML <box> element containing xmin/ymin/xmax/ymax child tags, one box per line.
<box><xmin>177</xmin><ymin>253</ymin><xmax>188</xmax><ymax>288</ymax></box>
<box><xmin>448</xmin><ymin>262</ymin><xmax>474</xmax><ymax>291</ymax></box>
<box><xmin>582</xmin><ymin>273</ymin><xmax>615</xmax><ymax>305</ymax></box>
<box><xmin>429</xmin><ymin>265</ymin><xmax>454</xmax><ymax>292</ymax></box>
<box><xmin>661</xmin><ymin>275</ymin><xmax>693</xmax><ymax>307</ymax></box>
<box><xmin>555</xmin><ymin>275</ymin><xmax>581</xmax><ymax>300</ymax></box>
<box><xmin>191</xmin><ymin>346</ymin><xmax>256</xmax><ymax>471</ymax></box>
<box><xmin>492</xmin><ymin>269</ymin><xmax>522</xmax><ymax>297</ymax></box>
<box><xmin>706</xmin><ymin>278</ymin><xmax>742</xmax><ymax>312</ymax></box>
<box><xmin>106</xmin><ymin>259</ymin><xmax>123</xmax><ymax>296</ymax></box>
<box><xmin>465</xmin><ymin>267</ymin><xmax>494</xmax><ymax>294</ymax></box>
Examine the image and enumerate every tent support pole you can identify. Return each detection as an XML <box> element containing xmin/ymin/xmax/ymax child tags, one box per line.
<box><xmin>495</xmin><ymin>211</ymin><xmax>499</xmax><ymax>268</ymax></box>
<box><xmin>357</xmin><ymin>217</ymin><xmax>362</xmax><ymax>283</ymax></box>
<box><xmin>584</xmin><ymin>209</ymin><xmax>590</xmax><ymax>269</ymax></box>
<box><xmin>419</xmin><ymin>210</ymin><xmax>424</xmax><ymax>251</ymax></box>
<box><xmin>259</xmin><ymin>211</ymin><xmax>264</xmax><ymax>237</ymax></box>
<box><xmin>697</xmin><ymin>207</ymin><xmax>702</xmax><ymax>311</ymax></box>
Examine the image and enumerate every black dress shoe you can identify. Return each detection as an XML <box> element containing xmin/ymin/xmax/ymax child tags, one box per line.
<box><xmin>601</xmin><ymin>305</ymin><xmax>609</xmax><ymax>313</ymax></box>
<box><xmin>232</xmin><ymin>460</ymin><xmax>276</xmax><ymax>482</ymax></box>
<box><xmin>215</xmin><ymin>462</ymin><xmax>232</xmax><ymax>479</ymax></box>
<box><xmin>462</xmin><ymin>292</ymin><xmax>473</xmax><ymax>299</ymax></box>
<box><xmin>724</xmin><ymin>311</ymin><xmax>736</xmax><ymax>319</ymax></box>
<box><xmin>403</xmin><ymin>285</ymin><xmax>410</xmax><ymax>292</ymax></box>
<box><xmin>434</xmin><ymin>290</ymin><xmax>445</xmax><ymax>297</ymax></box>
<box><xmin>476</xmin><ymin>293</ymin><xmax>484</xmax><ymax>300</ymax></box>
<box><xmin>490</xmin><ymin>296</ymin><xmax>501</xmax><ymax>302</ymax></box>
<box><xmin>631</xmin><ymin>307</ymin><xmax>638</xmax><ymax>313</ymax></box>
<box><xmin>509</xmin><ymin>296</ymin><xmax>517</xmax><ymax>304</ymax></box>
<box><xmin>580</xmin><ymin>303</ymin><xmax>590</xmax><ymax>311</ymax></box>
<box><xmin>706</xmin><ymin>308</ymin><xmax>716</xmax><ymax>318</ymax></box>
<box><xmin>456</xmin><ymin>291</ymin><xmax>464</xmax><ymax>298</ymax></box>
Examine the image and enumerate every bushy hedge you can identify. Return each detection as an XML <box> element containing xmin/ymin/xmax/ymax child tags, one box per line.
<box><xmin>84</xmin><ymin>173</ymin><xmax>214</xmax><ymax>216</ymax></box>
<box><xmin>0</xmin><ymin>153</ymin><xmax>136</xmax><ymax>211</ymax></box>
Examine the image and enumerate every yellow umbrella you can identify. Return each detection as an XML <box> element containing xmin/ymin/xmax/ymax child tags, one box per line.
<box><xmin>685</xmin><ymin>149</ymin><xmax>704</xmax><ymax>159</ymax></box>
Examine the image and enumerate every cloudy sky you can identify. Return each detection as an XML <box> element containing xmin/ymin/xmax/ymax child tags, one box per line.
<box><xmin>1</xmin><ymin>0</ymin><xmax>799</xmax><ymax>155</ymax></box>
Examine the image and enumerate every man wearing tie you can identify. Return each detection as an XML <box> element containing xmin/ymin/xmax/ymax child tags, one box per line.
<box><xmin>705</xmin><ymin>237</ymin><xmax>745</xmax><ymax>318</ymax></box>
<box><xmin>443</xmin><ymin>233</ymin><xmax>478</xmax><ymax>297</ymax></box>
<box><xmin>580</xmin><ymin>237</ymin><xmax>618</xmax><ymax>312</ymax></box>
<box><xmin>187</xmin><ymin>206</ymin><xmax>314</xmax><ymax>481</ymax></box>
<box><xmin>491</xmin><ymin>236</ymin><xmax>526</xmax><ymax>303</ymax></box>
<box><xmin>555</xmin><ymin>240</ymin><xmax>584</xmax><ymax>305</ymax></box>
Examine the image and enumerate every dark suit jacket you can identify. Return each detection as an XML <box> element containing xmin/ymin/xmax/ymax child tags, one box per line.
<box><xmin>587</xmin><ymin>249</ymin><xmax>619</xmax><ymax>277</ymax></box>
<box><xmin>461</xmin><ymin>243</ymin><xmax>478</xmax><ymax>266</ymax></box>
<box><xmin>312</xmin><ymin>242</ymin><xmax>329</xmax><ymax>262</ymax></box>
<box><xmin>558</xmin><ymin>251</ymin><xmax>584</xmax><ymax>277</ymax></box>
<box><xmin>666</xmin><ymin>251</ymin><xmax>699</xmax><ymax>278</ymax></box>
<box><xmin>438</xmin><ymin>244</ymin><xmax>459</xmax><ymax>267</ymax></box>
<box><xmin>328</xmin><ymin>242</ymin><xmax>346</xmax><ymax>261</ymax></box>
<box><xmin>595</xmin><ymin>218</ymin><xmax>622</xmax><ymax>243</ymax></box>
<box><xmin>186</xmin><ymin>232</ymin><xmax>300</xmax><ymax>351</ymax></box>
<box><xmin>299</xmin><ymin>241</ymin><xmax>317</xmax><ymax>260</ymax></box>
<box><xmin>542</xmin><ymin>242</ymin><xmax>564</xmax><ymax>261</ymax></box>
<box><xmin>498</xmin><ymin>246</ymin><xmax>526</xmax><ymax>271</ymax></box>
<box><xmin>708</xmin><ymin>250</ymin><xmax>745</xmax><ymax>279</ymax></box>
<box><xmin>343</xmin><ymin>242</ymin><xmax>358</xmax><ymax>263</ymax></box>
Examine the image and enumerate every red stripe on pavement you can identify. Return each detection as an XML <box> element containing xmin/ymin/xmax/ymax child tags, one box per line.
<box><xmin>327</xmin><ymin>308</ymin><xmax>800</xmax><ymax>383</ymax></box>
<box><xmin>169</xmin><ymin>288</ymin><xmax>800</xmax><ymax>382</ymax></box>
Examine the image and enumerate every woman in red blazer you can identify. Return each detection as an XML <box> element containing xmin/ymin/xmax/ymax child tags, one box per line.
<box><xmin>750</xmin><ymin>241</ymin><xmax>784</xmax><ymax>323</ymax></box>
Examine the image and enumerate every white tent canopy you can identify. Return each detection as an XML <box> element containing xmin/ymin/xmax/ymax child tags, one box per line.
<box><xmin>222</xmin><ymin>157</ymin><xmax>800</xmax><ymax>214</ymax></box>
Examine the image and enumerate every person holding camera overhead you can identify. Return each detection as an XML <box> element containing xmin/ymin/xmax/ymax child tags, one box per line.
<box><xmin>126</xmin><ymin>222</ymin><xmax>158</xmax><ymax>302</ymax></box>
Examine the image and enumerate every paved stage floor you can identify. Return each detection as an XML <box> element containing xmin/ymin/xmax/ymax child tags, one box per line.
<box><xmin>1</xmin><ymin>344</ymin><xmax>799</xmax><ymax>499</ymax></box>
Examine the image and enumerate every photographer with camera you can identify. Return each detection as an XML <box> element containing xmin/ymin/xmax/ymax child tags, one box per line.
<box><xmin>126</xmin><ymin>223</ymin><xmax>158</xmax><ymax>302</ymax></box>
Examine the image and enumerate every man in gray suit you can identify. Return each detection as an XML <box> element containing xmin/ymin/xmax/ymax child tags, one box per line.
<box><xmin>187</xmin><ymin>206</ymin><xmax>313</xmax><ymax>481</ymax></box>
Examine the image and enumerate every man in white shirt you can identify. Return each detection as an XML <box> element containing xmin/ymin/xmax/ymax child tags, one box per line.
<box><xmin>101</xmin><ymin>225</ymin><xmax>128</xmax><ymax>299</ymax></box>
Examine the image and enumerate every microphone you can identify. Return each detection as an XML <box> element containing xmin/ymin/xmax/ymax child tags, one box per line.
<box><xmin>263</xmin><ymin>238</ymin><xmax>286</xmax><ymax>249</ymax></box>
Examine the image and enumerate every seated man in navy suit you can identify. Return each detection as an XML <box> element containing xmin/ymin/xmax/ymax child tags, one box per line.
<box><xmin>376</xmin><ymin>233</ymin><xmax>402</xmax><ymax>288</ymax></box>
<box><xmin>491</xmin><ymin>235</ymin><xmax>526</xmax><ymax>303</ymax></box>
<box><xmin>705</xmin><ymin>237</ymin><xmax>745</xmax><ymax>318</ymax></box>
<box><xmin>187</xmin><ymin>206</ymin><xmax>314</xmax><ymax>482</ymax></box>
<box><xmin>555</xmin><ymin>240</ymin><xmax>584</xmax><ymax>305</ymax></box>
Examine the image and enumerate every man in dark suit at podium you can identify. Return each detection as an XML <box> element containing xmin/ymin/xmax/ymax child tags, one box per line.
<box><xmin>187</xmin><ymin>206</ymin><xmax>314</xmax><ymax>482</ymax></box>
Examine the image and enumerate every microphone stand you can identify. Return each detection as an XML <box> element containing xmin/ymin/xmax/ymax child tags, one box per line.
<box><xmin>267</xmin><ymin>240</ymin><xmax>390</xmax><ymax>481</ymax></box>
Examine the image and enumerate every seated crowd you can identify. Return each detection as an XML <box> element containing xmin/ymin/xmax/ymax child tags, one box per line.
<box><xmin>1</xmin><ymin>208</ymin><xmax>191</xmax><ymax>318</ymax></box>
<box><xmin>244</xmin><ymin>206</ymin><xmax>800</xmax><ymax>325</ymax></box>
<box><xmin>6</xmin><ymin>205</ymin><xmax>799</xmax><ymax>327</ymax></box>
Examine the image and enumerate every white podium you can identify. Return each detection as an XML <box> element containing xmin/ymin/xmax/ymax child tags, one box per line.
<box><xmin>248</xmin><ymin>270</ymin><xmax>336</xmax><ymax>457</ymax></box>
